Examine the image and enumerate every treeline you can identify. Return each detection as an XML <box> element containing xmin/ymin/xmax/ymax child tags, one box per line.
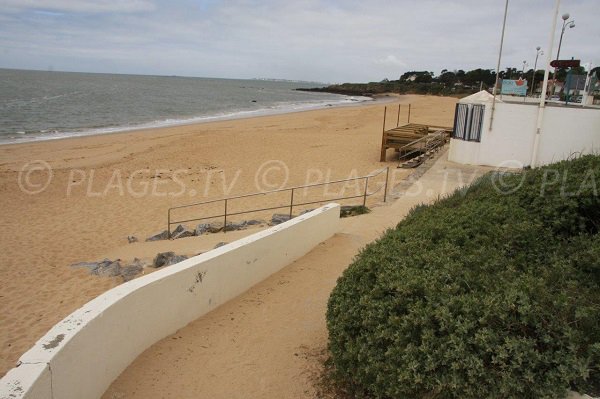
<box><xmin>299</xmin><ymin>66</ymin><xmax>588</xmax><ymax>97</ymax></box>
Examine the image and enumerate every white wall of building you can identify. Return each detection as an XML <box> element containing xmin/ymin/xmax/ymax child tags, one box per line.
<box><xmin>449</xmin><ymin>102</ymin><xmax>600</xmax><ymax>167</ymax></box>
<box><xmin>537</xmin><ymin>106</ymin><xmax>600</xmax><ymax>165</ymax></box>
<box><xmin>0</xmin><ymin>204</ymin><xmax>341</xmax><ymax>399</ymax></box>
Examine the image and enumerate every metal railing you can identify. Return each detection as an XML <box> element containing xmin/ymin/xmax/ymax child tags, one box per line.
<box><xmin>397</xmin><ymin>130</ymin><xmax>447</xmax><ymax>162</ymax></box>
<box><xmin>167</xmin><ymin>167</ymin><xmax>390</xmax><ymax>238</ymax></box>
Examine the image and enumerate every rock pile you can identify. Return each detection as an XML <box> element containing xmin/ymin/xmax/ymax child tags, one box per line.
<box><xmin>152</xmin><ymin>252</ymin><xmax>188</xmax><ymax>268</ymax></box>
<box><xmin>145</xmin><ymin>219</ymin><xmax>265</xmax><ymax>242</ymax></box>
<box><xmin>71</xmin><ymin>251</ymin><xmax>190</xmax><ymax>282</ymax></box>
<box><xmin>71</xmin><ymin>258</ymin><xmax>143</xmax><ymax>280</ymax></box>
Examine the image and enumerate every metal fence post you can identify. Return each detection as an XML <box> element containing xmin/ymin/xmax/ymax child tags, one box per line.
<box><xmin>396</xmin><ymin>104</ymin><xmax>401</xmax><ymax>127</ymax></box>
<box><xmin>289</xmin><ymin>188</ymin><xmax>294</xmax><ymax>218</ymax></box>
<box><xmin>363</xmin><ymin>177</ymin><xmax>369</xmax><ymax>206</ymax></box>
<box><xmin>224</xmin><ymin>199</ymin><xmax>228</xmax><ymax>233</ymax></box>
<box><xmin>384</xmin><ymin>167</ymin><xmax>389</xmax><ymax>203</ymax></box>
<box><xmin>408</xmin><ymin>104</ymin><xmax>411</xmax><ymax>123</ymax></box>
<box><xmin>167</xmin><ymin>208</ymin><xmax>171</xmax><ymax>239</ymax></box>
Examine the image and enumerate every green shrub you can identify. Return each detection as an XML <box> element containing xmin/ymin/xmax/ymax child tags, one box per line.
<box><xmin>327</xmin><ymin>155</ymin><xmax>600</xmax><ymax>398</ymax></box>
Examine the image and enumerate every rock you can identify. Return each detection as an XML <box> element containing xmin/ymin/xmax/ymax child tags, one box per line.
<box><xmin>153</xmin><ymin>252</ymin><xmax>188</xmax><ymax>268</ymax></box>
<box><xmin>121</xmin><ymin>258</ymin><xmax>145</xmax><ymax>282</ymax></box>
<box><xmin>195</xmin><ymin>222</ymin><xmax>223</xmax><ymax>235</ymax></box>
<box><xmin>270</xmin><ymin>213</ymin><xmax>292</xmax><ymax>225</ymax></box>
<box><xmin>224</xmin><ymin>221</ymin><xmax>247</xmax><ymax>232</ymax></box>
<box><xmin>127</xmin><ymin>235</ymin><xmax>138</xmax><ymax>244</ymax></box>
<box><xmin>195</xmin><ymin>223</ymin><xmax>212</xmax><ymax>235</ymax></box>
<box><xmin>145</xmin><ymin>230</ymin><xmax>169</xmax><ymax>242</ymax></box>
<box><xmin>245</xmin><ymin>219</ymin><xmax>263</xmax><ymax>226</ymax></box>
<box><xmin>172</xmin><ymin>227</ymin><xmax>194</xmax><ymax>240</ymax></box>
<box><xmin>71</xmin><ymin>261</ymin><xmax>102</xmax><ymax>272</ymax></box>
<box><xmin>92</xmin><ymin>259</ymin><xmax>122</xmax><ymax>277</ymax></box>
<box><xmin>214</xmin><ymin>242</ymin><xmax>227</xmax><ymax>249</ymax></box>
<box><xmin>207</xmin><ymin>223</ymin><xmax>224</xmax><ymax>233</ymax></box>
<box><xmin>171</xmin><ymin>224</ymin><xmax>186</xmax><ymax>236</ymax></box>
<box><xmin>72</xmin><ymin>259</ymin><xmax>121</xmax><ymax>277</ymax></box>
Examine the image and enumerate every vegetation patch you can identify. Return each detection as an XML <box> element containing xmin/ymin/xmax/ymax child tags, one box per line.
<box><xmin>327</xmin><ymin>155</ymin><xmax>600</xmax><ymax>398</ymax></box>
<box><xmin>340</xmin><ymin>205</ymin><xmax>371</xmax><ymax>218</ymax></box>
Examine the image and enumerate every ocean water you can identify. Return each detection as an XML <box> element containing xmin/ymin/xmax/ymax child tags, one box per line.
<box><xmin>0</xmin><ymin>69</ymin><xmax>366</xmax><ymax>144</ymax></box>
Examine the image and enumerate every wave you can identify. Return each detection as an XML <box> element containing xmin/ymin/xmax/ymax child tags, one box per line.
<box><xmin>0</xmin><ymin>95</ymin><xmax>372</xmax><ymax>145</ymax></box>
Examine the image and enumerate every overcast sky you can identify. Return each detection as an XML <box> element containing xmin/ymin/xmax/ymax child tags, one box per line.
<box><xmin>0</xmin><ymin>0</ymin><xmax>598</xmax><ymax>83</ymax></box>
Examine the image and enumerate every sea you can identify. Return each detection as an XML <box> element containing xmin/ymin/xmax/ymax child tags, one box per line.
<box><xmin>0</xmin><ymin>68</ymin><xmax>368</xmax><ymax>145</ymax></box>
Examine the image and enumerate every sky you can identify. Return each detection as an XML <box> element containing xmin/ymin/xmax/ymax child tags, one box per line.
<box><xmin>0</xmin><ymin>0</ymin><xmax>598</xmax><ymax>83</ymax></box>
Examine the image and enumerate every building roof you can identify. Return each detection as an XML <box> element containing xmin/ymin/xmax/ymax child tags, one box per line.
<box><xmin>458</xmin><ymin>90</ymin><xmax>502</xmax><ymax>104</ymax></box>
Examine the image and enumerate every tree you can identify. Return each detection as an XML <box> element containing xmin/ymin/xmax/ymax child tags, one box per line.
<box><xmin>438</xmin><ymin>71</ymin><xmax>457</xmax><ymax>86</ymax></box>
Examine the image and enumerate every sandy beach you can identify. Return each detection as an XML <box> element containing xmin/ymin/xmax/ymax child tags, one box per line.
<box><xmin>0</xmin><ymin>94</ymin><xmax>457</xmax><ymax>378</ymax></box>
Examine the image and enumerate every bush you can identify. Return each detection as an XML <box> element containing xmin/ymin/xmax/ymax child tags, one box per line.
<box><xmin>327</xmin><ymin>155</ymin><xmax>600</xmax><ymax>398</ymax></box>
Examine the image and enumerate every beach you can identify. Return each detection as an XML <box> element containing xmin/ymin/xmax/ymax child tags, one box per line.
<box><xmin>0</xmin><ymin>94</ymin><xmax>457</xmax><ymax>378</ymax></box>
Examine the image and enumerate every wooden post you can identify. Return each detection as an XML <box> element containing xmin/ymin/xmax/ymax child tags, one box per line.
<box><xmin>380</xmin><ymin>107</ymin><xmax>387</xmax><ymax>162</ymax></box>
<box><xmin>408</xmin><ymin>104</ymin><xmax>411</xmax><ymax>123</ymax></box>
<box><xmin>396</xmin><ymin>104</ymin><xmax>401</xmax><ymax>127</ymax></box>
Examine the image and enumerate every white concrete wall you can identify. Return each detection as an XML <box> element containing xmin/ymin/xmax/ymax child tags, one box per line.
<box><xmin>449</xmin><ymin>102</ymin><xmax>600</xmax><ymax>167</ymax></box>
<box><xmin>0</xmin><ymin>203</ymin><xmax>340</xmax><ymax>399</ymax></box>
<box><xmin>537</xmin><ymin>106</ymin><xmax>600</xmax><ymax>165</ymax></box>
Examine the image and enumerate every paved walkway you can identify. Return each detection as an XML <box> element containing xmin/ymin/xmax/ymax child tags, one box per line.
<box><xmin>103</xmin><ymin>152</ymin><xmax>492</xmax><ymax>399</ymax></box>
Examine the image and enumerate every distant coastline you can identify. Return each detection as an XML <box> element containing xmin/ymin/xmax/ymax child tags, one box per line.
<box><xmin>297</xmin><ymin>80</ymin><xmax>483</xmax><ymax>98</ymax></box>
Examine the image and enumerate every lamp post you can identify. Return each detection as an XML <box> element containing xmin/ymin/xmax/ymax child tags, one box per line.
<box><xmin>551</xmin><ymin>13</ymin><xmax>575</xmax><ymax>96</ymax></box>
<box><xmin>556</xmin><ymin>13</ymin><xmax>575</xmax><ymax>61</ymax></box>
<box><xmin>530</xmin><ymin>46</ymin><xmax>543</xmax><ymax>96</ymax></box>
<box><xmin>521</xmin><ymin>60</ymin><xmax>528</xmax><ymax>76</ymax></box>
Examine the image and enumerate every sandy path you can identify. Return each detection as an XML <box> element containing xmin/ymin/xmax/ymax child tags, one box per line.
<box><xmin>102</xmin><ymin>153</ymin><xmax>492</xmax><ymax>399</ymax></box>
<box><xmin>0</xmin><ymin>95</ymin><xmax>457</xmax><ymax>377</ymax></box>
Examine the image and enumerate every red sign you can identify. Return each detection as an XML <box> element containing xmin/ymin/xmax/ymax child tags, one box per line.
<box><xmin>550</xmin><ymin>59</ymin><xmax>581</xmax><ymax>68</ymax></box>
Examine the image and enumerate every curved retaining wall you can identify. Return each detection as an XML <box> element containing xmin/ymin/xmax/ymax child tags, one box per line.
<box><xmin>0</xmin><ymin>203</ymin><xmax>340</xmax><ymax>399</ymax></box>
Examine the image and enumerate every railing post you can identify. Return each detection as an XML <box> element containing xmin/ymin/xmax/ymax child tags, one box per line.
<box><xmin>167</xmin><ymin>208</ymin><xmax>171</xmax><ymax>239</ymax></box>
<box><xmin>384</xmin><ymin>167</ymin><xmax>389</xmax><ymax>203</ymax></box>
<box><xmin>408</xmin><ymin>104</ymin><xmax>411</xmax><ymax>123</ymax></box>
<box><xmin>380</xmin><ymin>107</ymin><xmax>388</xmax><ymax>162</ymax></box>
<box><xmin>396</xmin><ymin>104</ymin><xmax>401</xmax><ymax>127</ymax></box>
<box><xmin>363</xmin><ymin>177</ymin><xmax>369</xmax><ymax>206</ymax></box>
<box><xmin>289</xmin><ymin>188</ymin><xmax>294</xmax><ymax>218</ymax></box>
<box><xmin>224</xmin><ymin>199</ymin><xmax>228</xmax><ymax>233</ymax></box>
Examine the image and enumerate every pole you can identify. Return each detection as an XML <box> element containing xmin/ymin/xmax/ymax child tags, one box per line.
<box><xmin>581</xmin><ymin>62</ymin><xmax>593</xmax><ymax>107</ymax></box>
<box><xmin>396</xmin><ymin>104</ymin><xmax>401</xmax><ymax>127</ymax></box>
<box><xmin>289</xmin><ymin>188</ymin><xmax>294</xmax><ymax>218</ymax></box>
<box><xmin>530</xmin><ymin>48</ymin><xmax>541</xmax><ymax>96</ymax></box>
<box><xmin>167</xmin><ymin>209</ymin><xmax>171</xmax><ymax>239</ymax></box>
<box><xmin>489</xmin><ymin>0</ymin><xmax>509</xmax><ymax>131</ymax></box>
<box><xmin>383</xmin><ymin>167</ymin><xmax>389</xmax><ymax>203</ymax></box>
<box><xmin>223</xmin><ymin>199</ymin><xmax>228</xmax><ymax>233</ymax></box>
<box><xmin>380</xmin><ymin>107</ymin><xmax>388</xmax><ymax>161</ymax></box>
<box><xmin>407</xmin><ymin>104</ymin><xmax>411</xmax><ymax>123</ymax></box>
<box><xmin>363</xmin><ymin>177</ymin><xmax>369</xmax><ymax>206</ymax></box>
<box><xmin>531</xmin><ymin>0</ymin><xmax>560</xmax><ymax>168</ymax></box>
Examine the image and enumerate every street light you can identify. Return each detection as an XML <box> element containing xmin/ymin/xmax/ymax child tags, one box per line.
<box><xmin>556</xmin><ymin>13</ymin><xmax>575</xmax><ymax>61</ymax></box>
<box><xmin>530</xmin><ymin>46</ymin><xmax>543</xmax><ymax>96</ymax></box>
<box><xmin>521</xmin><ymin>60</ymin><xmax>528</xmax><ymax>76</ymax></box>
<box><xmin>550</xmin><ymin>12</ymin><xmax>575</xmax><ymax>96</ymax></box>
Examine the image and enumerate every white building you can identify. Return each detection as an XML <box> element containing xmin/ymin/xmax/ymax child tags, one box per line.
<box><xmin>448</xmin><ymin>91</ymin><xmax>600</xmax><ymax>167</ymax></box>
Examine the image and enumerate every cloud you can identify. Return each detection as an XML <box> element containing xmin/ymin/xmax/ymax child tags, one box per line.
<box><xmin>0</xmin><ymin>0</ymin><xmax>598</xmax><ymax>82</ymax></box>
<box><xmin>375</xmin><ymin>55</ymin><xmax>408</xmax><ymax>67</ymax></box>
<box><xmin>0</xmin><ymin>0</ymin><xmax>155</xmax><ymax>14</ymax></box>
